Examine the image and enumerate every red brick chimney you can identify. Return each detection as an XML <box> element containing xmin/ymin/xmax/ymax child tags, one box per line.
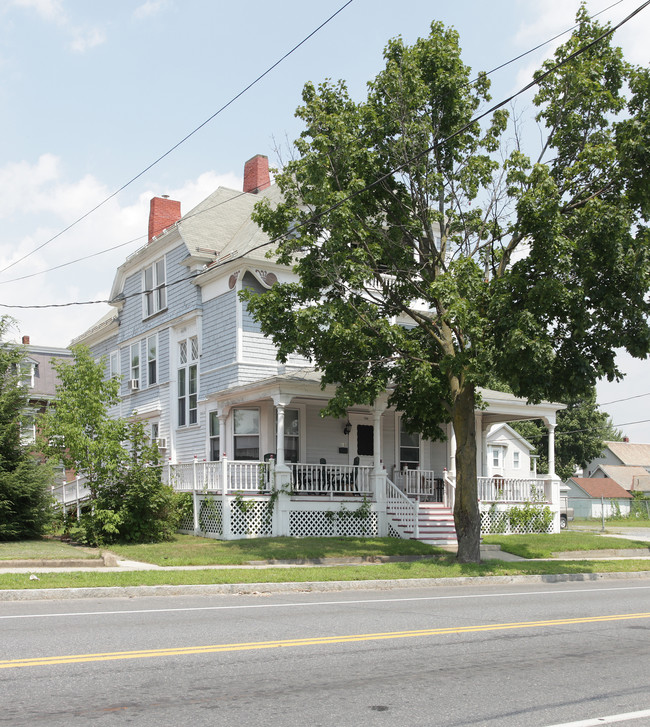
<box><xmin>148</xmin><ymin>196</ymin><xmax>181</xmax><ymax>242</ymax></box>
<box><xmin>22</xmin><ymin>335</ymin><xmax>30</xmax><ymax>345</ymax></box>
<box><xmin>243</xmin><ymin>154</ymin><xmax>270</xmax><ymax>194</ymax></box>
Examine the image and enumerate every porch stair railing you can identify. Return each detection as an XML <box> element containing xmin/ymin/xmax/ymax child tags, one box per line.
<box><xmin>385</xmin><ymin>478</ymin><xmax>419</xmax><ymax>540</ymax></box>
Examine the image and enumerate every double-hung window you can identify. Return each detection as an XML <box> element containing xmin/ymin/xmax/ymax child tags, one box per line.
<box><xmin>144</xmin><ymin>258</ymin><xmax>166</xmax><ymax>318</ymax></box>
<box><xmin>399</xmin><ymin>419</ymin><xmax>420</xmax><ymax>470</ymax></box>
<box><xmin>147</xmin><ymin>334</ymin><xmax>157</xmax><ymax>386</ymax></box>
<box><xmin>109</xmin><ymin>350</ymin><xmax>120</xmax><ymax>379</ymax></box>
<box><xmin>233</xmin><ymin>408</ymin><xmax>259</xmax><ymax>460</ymax></box>
<box><xmin>178</xmin><ymin>336</ymin><xmax>198</xmax><ymax>426</ymax></box>
<box><xmin>209</xmin><ymin>412</ymin><xmax>220</xmax><ymax>461</ymax></box>
<box><xmin>283</xmin><ymin>409</ymin><xmax>299</xmax><ymax>463</ymax></box>
<box><xmin>130</xmin><ymin>343</ymin><xmax>140</xmax><ymax>387</ymax></box>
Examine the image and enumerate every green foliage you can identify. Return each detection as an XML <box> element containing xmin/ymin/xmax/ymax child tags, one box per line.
<box><xmin>243</xmin><ymin>13</ymin><xmax>650</xmax><ymax>562</ymax></box>
<box><xmin>40</xmin><ymin>345</ymin><xmax>177</xmax><ymax>546</ymax></box>
<box><xmin>0</xmin><ymin>317</ymin><xmax>53</xmax><ymax>541</ymax></box>
<box><xmin>506</xmin><ymin>503</ymin><xmax>554</xmax><ymax>533</ymax></box>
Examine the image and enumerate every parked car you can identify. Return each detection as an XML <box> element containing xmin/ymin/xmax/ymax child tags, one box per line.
<box><xmin>560</xmin><ymin>497</ymin><xmax>574</xmax><ymax>529</ymax></box>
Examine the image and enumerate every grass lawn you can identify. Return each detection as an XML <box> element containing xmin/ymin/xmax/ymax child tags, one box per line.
<box><xmin>106</xmin><ymin>535</ymin><xmax>443</xmax><ymax>566</ymax></box>
<box><xmin>0</xmin><ymin>539</ymin><xmax>102</xmax><ymax>561</ymax></box>
<box><xmin>1</xmin><ymin>556</ymin><xmax>650</xmax><ymax>591</ymax></box>
<box><xmin>482</xmin><ymin>532</ymin><xmax>650</xmax><ymax>558</ymax></box>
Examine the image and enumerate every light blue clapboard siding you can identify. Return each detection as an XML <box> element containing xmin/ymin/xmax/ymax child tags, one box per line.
<box><xmin>201</xmin><ymin>291</ymin><xmax>237</xmax><ymax>374</ymax></box>
<box><xmin>241</xmin><ymin>331</ymin><xmax>280</xmax><ymax>364</ymax></box>
<box><xmin>241</xmin><ymin>272</ymin><xmax>264</xmax><ymax>334</ymax></box>
<box><xmin>118</xmin><ymin>244</ymin><xmax>201</xmax><ymax>345</ymax></box>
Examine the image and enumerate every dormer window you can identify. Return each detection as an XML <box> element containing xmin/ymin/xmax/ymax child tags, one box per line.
<box><xmin>143</xmin><ymin>258</ymin><xmax>167</xmax><ymax>318</ymax></box>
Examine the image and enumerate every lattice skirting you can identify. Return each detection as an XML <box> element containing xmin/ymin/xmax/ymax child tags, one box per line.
<box><xmin>231</xmin><ymin>501</ymin><xmax>273</xmax><ymax>537</ymax></box>
<box><xmin>480</xmin><ymin>507</ymin><xmax>554</xmax><ymax>535</ymax></box>
<box><xmin>289</xmin><ymin>510</ymin><xmax>378</xmax><ymax>538</ymax></box>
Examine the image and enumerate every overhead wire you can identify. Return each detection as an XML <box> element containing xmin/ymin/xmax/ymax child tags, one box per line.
<box><xmin>0</xmin><ymin>0</ymin><xmax>356</xmax><ymax>277</ymax></box>
<box><xmin>0</xmin><ymin>0</ymin><xmax>631</xmax><ymax>288</ymax></box>
<box><xmin>2</xmin><ymin>0</ymin><xmax>647</xmax><ymax>311</ymax></box>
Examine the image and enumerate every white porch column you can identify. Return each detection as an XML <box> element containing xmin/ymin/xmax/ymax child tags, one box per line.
<box><xmin>272</xmin><ymin>395</ymin><xmax>294</xmax><ymax>468</ymax></box>
<box><xmin>547</xmin><ymin>423</ymin><xmax>556</xmax><ymax>478</ymax></box>
<box><xmin>373</xmin><ymin>406</ymin><xmax>384</xmax><ymax>473</ymax></box>
<box><xmin>219</xmin><ymin>413</ymin><xmax>228</xmax><ymax>458</ymax></box>
<box><xmin>276</xmin><ymin>403</ymin><xmax>286</xmax><ymax>466</ymax></box>
<box><xmin>448</xmin><ymin>422</ymin><xmax>457</xmax><ymax>475</ymax></box>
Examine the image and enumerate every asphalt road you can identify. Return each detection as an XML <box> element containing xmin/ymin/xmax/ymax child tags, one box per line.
<box><xmin>1</xmin><ymin>578</ymin><xmax>650</xmax><ymax>727</ymax></box>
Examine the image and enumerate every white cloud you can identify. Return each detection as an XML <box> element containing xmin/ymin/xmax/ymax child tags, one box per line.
<box><xmin>133</xmin><ymin>0</ymin><xmax>168</xmax><ymax>21</ymax></box>
<box><xmin>69</xmin><ymin>26</ymin><xmax>105</xmax><ymax>53</ymax></box>
<box><xmin>9</xmin><ymin>0</ymin><xmax>106</xmax><ymax>53</ymax></box>
<box><xmin>10</xmin><ymin>0</ymin><xmax>64</xmax><ymax>22</ymax></box>
<box><xmin>0</xmin><ymin>161</ymin><xmax>245</xmax><ymax>347</ymax></box>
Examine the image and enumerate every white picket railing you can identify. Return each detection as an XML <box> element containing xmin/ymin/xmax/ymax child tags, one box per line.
<box><xmin>51</xmin><ymin>476</ymin><xmax>91</xmax><ymax>515</ymax></box>
<box><xmin>477</xmin><ymin>476</ymin><xmax>548</xmax><ymax>503</ymax></box>
<box><xmin>291</xmin><ymin>463</ymin><xmax>371</xmax><ymax>495</ymax></box>
<box><xmin>385</xmin><ymin>478</ymin><xmax>419</xmax><ymax>539</ymax></box>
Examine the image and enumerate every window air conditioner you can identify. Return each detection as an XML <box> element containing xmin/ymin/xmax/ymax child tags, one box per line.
<box><xmin>129</xmin><ymin>379</ymin><xmax>139</xmax><ymax>390</ymax></box>
<box><xmin>156</xmin><ymin>438</ymin><xmax>167</xmax><ymax>449</ymax></box>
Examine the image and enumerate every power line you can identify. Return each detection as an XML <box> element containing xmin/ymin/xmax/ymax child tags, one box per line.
<box><xmin>1</xmin><ymin>0</ymin><xmax>648</xmax><ymax>311</ymax></box>
<box><xmin>600</xmin><ymin>392</ymin><xmax>650</xmax><ymax>406</ymax></box>
<box><xmin>0</xmin><ymin>0</ymin><xmax>629</xmax><ymax>288</ymax></box>
<box><xmin>0</xmin><ymin>0</ymin><xmax>355</xmax><ymax>278</ymax></box>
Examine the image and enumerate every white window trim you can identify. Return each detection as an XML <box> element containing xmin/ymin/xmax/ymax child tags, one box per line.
<box><xmin>147</xmin><ymin>333</ymin><xmax>158</xmax><ymax>387</ymax></box>
<box><xmin>143</xmin><ymin>257</ymin><xmax>167</xmax><ymax>320</ymax></box>
<box><xmin>177</xmin><ymin>335</ymin><xmax>199</xmax><ymax>427</ymax></box>
<box><xmin>109</xmin><ymin>350</ymin><xmax>120</xmax><ymax>379</ymax></box>
<box><xmin>130</xmin><ymin>342</ymin><xmax>141</xmax><ymax>387</ymax></box>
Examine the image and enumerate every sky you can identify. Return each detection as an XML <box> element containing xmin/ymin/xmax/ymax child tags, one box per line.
<box><xmin>0</xmin><ymin>0</ymin><xmax>648</xmax><ymax>442</ymax></box>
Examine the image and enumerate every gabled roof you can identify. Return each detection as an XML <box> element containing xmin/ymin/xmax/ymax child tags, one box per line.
<box><xmin>596</xmin><ymin>464</ymin><xmax>650</xmax><ymax>492</ymax></box>
<box><xmin>178</xmin><ymin>184</ymin><xmax>281</xmax><ymax>263</ymax></box>
<box><xmin>567</xmin><ymin>477</ymin><xmax>633</xmax><ymax>499</ymax></box>
<box><xmin>487</xmin><ymin>422</ymin><xmax>534</xmax><ymax>453</ymax></box>
<box><xmin>603</xmin><ymin>440</ymin><xmax>650</xmax><ymax>466</ymax></box>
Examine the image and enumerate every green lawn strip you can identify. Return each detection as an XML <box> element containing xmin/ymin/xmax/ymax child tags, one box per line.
<box><xmin>0</xmin><ymin>539</ymin><xmax>102</xmax><ymax>561</ymax></box>
<box><xmin>106</xmin><ymin>535</ymin><xmax>442</xmax><ymax>566</ymax></box>
<box><xmin>482</xmin><ymin>533</ymin><xmax>650</xmax><ymax>558</ymax></box>
<box><xmin>2</xmin><ymin>558</ymin><xmax>650</xmax><ymax>590</ymax></box>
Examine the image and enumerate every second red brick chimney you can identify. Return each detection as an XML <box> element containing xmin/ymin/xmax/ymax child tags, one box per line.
<box><xmin>243</xmin><ymin>154</ymin><xmax>270</xmax><ymax>194</ymax></box>
<box><xmin>148</xmin><ymin>196</ymin><xmax>181</xmax><ymax>242</ymax></box>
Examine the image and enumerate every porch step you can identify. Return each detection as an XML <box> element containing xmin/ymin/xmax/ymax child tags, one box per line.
<box><xmin>387</xmin><ymin>503</ymin><xmax>458</xmax><ymax>546</ymax></box>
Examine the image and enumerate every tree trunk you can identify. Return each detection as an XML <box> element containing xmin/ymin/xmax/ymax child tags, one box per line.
<box><xmin>452</xmin><ymin>383</ymin><xmax>481</xmax><ymax>563</ymax></box>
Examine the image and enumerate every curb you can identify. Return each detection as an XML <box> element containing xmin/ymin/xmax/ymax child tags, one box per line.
<box><xmin>0</xmin><ymin>556</ymin><xmax>112</xmax><ymax>569</ymax></box>
<box><xmin>2</xmin><ymin>570</ymin><xmax>650</xmax><ymax>601</ymax></box>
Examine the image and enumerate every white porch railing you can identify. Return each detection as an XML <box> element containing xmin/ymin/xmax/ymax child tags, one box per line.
<box><xmin>291</xmin><ymin>463</ymin><xmax>371</xmax><ymax>495</ymax></box>
<box><xmin>164</xmin><ymin>460</ymin><xmax>270</xmax><ymax>493</ymax></box>
<box><xmin>164</xmin><ymin>460</ymin><xmax>372</xmax><ymax>496</ymax></box>
<box><xmin>393</xmin><ymin>468</ymin><xmax>456</xmax><ymax>508</ymax></box>
<box><xmin>51</xmin><ymin>475</ymin><xmax>91</xmax><ymax>517</ymax></box>
<box><xmin>477</xmin><ymin>476</ymin><xmax>548</xmax><ymax>503</ymax></box>
<box><xmin>385</xmin><ymin>478</ymin><xmax>419</xmax><ymax>539</ymax></box>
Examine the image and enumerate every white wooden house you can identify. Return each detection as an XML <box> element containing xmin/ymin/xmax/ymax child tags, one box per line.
<box><xmin>61</xmin><ymin>154</ymin><xmax>565</xmax><ymax>544</ymax></box>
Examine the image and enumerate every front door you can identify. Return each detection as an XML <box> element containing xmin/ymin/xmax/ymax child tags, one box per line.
<box><xmin>349</xmin><ymin>415</ymin><xmax>374</xmax><ymax>467</ymax></box>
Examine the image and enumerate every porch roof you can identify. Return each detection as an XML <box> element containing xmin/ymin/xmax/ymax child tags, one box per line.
<box><xmin>207</xmin><ymin>368</ymin><xmax>564</xmax><ymax>422</ymax></box>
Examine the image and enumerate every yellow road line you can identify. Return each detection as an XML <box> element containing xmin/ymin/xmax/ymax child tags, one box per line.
<box><xmin>2</xmin><ymin>612</ymin><xmax>649</xmax><ymax>670</ymax></box>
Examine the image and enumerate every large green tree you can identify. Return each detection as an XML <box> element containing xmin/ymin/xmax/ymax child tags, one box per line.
<box><xmin>244</xmin><ymin>9</ymin><xmax>650</xmax><ymax>562</ymax></box>
<box><xmin>40</xmin><ymin>346</ymin><xmax>177</xmax><ymax>545</ymax></box>
<box><xmin>0</xmin><ymin>317</ymin><xmax>52</xmax><ymax>540</ymax></box>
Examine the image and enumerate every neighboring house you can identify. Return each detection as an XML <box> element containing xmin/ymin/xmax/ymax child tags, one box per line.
<box><xmin>485</xmin><ymin>423</ymin><xmax>534</xmax><ymax>480</ymax></box>
<box><xmin>564</xmin><ymin>477</ymin><xmax>633</xmax><ymax>518</ymax></box>
<box><xmin>17</xmin><ymin>335</ymin><xmax>73</xmax><ymax>483</ymax></box>
<box><xmin>585</xmin><ymin>440</ymin><xmax>650</xmax><ymax>495</ymax></box>
<box><xmin>586</xmin><ymin>440</ymin><xmax>650</xmax><ymax>476</ymax></box>
<box><xmin>589</xmin><ymin>464</ymin><xmax>650</xmax><ymax>495</ymax></box>
<box><xmin>67</xmin><ymin>154</ymin><xmax>565</xmax><ymax>542</ymax></box>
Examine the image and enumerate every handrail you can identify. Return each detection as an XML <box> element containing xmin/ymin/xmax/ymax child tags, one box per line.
<box><xmin>385</xmin><ymin>477</ymin><xmax>419</xmax><ymax>539</ymax></box>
